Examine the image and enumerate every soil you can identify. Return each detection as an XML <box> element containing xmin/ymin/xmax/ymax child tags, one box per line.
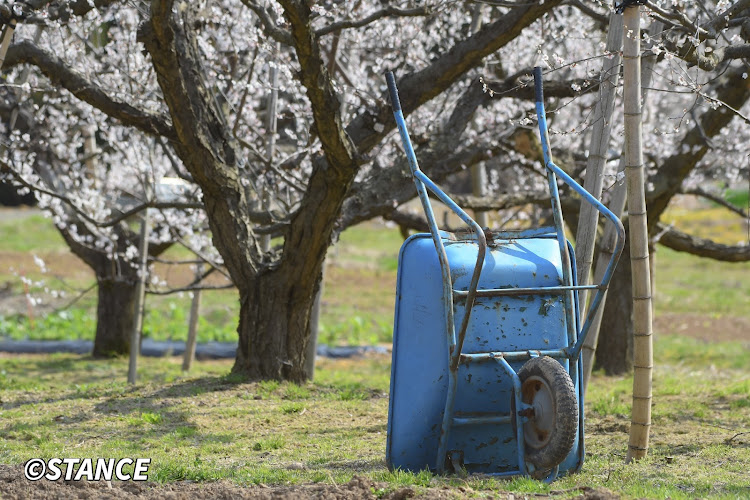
<box><xmin>0</xmin><ymin>466</ymin><xmax>621</xmax><ymax>499</ymax></box>
<box><xmin>654</xmin><ymin>313</ymin><xmax>750</xmax><ymax>343</ymax></box>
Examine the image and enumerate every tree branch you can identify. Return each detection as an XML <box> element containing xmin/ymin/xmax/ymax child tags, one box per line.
<box><xmin>315</xmin><ymin>6</ymin><xmax>431</xmax><ymax>37</ymax></box>
<box><xmin>568</xmin><ymin>0</ymin><xmax>608</xmax><ymax>25</ymax></box>
<box><xmin>481</xmin><ymin>70</ymin><xmax>596</xmax><ymax>100</ymax></box>
<box><xmin>4</xmin><ymin>40</ymin><xmax>176</xmax><ymax>140</ymax></box>
<box><xmin>658</xmin><ymin>224</ymin><xmax>750</xmax><ymax>262</ymax></box>
<box><xmin>681</xmin><ymin>187</ymin><xmax>749</xmax><ymax>218</ymax></box>
<box><xmin>240</xmin><ymin>0</ymin><xmax>294</xmax><ymax>45</ymax></box>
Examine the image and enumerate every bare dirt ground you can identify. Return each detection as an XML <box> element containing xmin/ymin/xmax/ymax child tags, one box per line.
<box><xmin>654</xmin><ymin>313</ymin><xmax>750</xmax><ymax>343</ymax></box>
<box><xmin>0</xmin><ymin>466</ymin><xmax>620</xmax><ymax>499</ymax></box>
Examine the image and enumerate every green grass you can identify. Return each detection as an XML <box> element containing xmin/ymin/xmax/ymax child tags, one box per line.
<box><xmin>1</xmin><ymin>200</ymin><xmax>749</xmax><ymax>497</ymax></box>
<box><xmin>0</xmin><ymin>213</ymin><xmax>66</xmax><ymax>252</ymax></box>
<box><xmin>655</xmin><ymin>247</ymin><xmax>750</xmax><ymax>318</ymax></box>
<box><xmin>0</xmin><ymin>340</ymin><xmax>748</xmax><ymax>498</ymax></box>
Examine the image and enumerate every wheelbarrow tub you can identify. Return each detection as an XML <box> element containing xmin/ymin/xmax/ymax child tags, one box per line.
<box><xmin>386</xmin><ymin>231</ymin><xmax>583</xmax><ymax>475</ymax></box>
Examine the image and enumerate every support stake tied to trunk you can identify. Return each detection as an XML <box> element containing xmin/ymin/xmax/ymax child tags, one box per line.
<box><xmin>622</xmin><ymin>4</ymin><xmax>653</xmax><ymax>463</ymax></box>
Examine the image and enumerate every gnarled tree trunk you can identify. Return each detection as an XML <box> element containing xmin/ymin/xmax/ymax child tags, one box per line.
<box><xmin>233</xmin><ymin>269</ymin><xmax>322</xmax><ymax>382</ymax></box>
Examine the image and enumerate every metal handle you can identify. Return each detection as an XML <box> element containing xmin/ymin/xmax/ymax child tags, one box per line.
<box><xmin>385</xmin><ymin>73</ymin><xmax>486</xmax><ymax>366</ymax></box>
<box><xmin>385</xmin><ymin>71</ymin><xmax>402</xmax><ymax>112</ymax></box>
<box><xmin>533</xmin><ymin>66</ymin><xmax>544</xmax><ymax>103</ymax></box>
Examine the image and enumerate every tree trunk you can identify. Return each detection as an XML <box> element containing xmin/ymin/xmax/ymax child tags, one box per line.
<box><xmin>92</xmin><ymin>275</ymin><xmax>139</xmax><ymax>357</ymax></box>
<box><xmin>232</xmin><ymin>268</ymin><xmax>322</xmax><ymax>382</ymax></box>
<box><xmin>594</xmin><ymin>242</ymin><xmax>633</xmax><ymax>375</ymax></box>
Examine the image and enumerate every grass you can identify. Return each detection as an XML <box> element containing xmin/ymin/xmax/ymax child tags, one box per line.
<box><xmin>0</xmin><ymin>339</ymin><xmax>748</xmax><ymax>498</ymax></box>
<box><xmin>0</xmin><ymin>202</ymin><xmax>749</xmax><ymax>497</ymax></box>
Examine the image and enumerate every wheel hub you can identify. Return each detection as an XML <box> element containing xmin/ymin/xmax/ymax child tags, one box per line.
<box><xmin>521</xmin><ymin>375</ymin><xmax>556</xmax><ymax>449</ymax></box>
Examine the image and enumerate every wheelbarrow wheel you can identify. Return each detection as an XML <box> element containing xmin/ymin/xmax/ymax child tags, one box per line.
<box><xmin>513</xmin><ymin>356</ymin><xmax>578</xmax><ymax>471</ymax></box>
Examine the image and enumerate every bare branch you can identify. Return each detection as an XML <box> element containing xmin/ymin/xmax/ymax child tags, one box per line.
<box><xmin>681</xmin><ymin>187</ymin><xmax>749</xmax><ymax>218</ymax></box>
<box><xmin>481</xmin><ymin>70</ymin><xmax>597</xmax><ymax>100</ymax></box>
<box><xmin>646</xmin><ymin>2</ymin><xmax>706</xmax><ymax>36</ymax></box>
<box><xmin>658</xmin><ymin>224</ymin><xmax>750</xmax><ymax>262</ymax></box>
<box><xmin>315</xmin><ymin>6</ymin><xmax>431</xmax><ymax>37</ymax></box>
<box><xmin>100</xmin><ymin>201</ymin><xmax>203</xmax><ymax>228</ymax></box>
<box><xmin>147</xmin><ymin>283</ymin><xmax>235</xmax><ymax>295</ymax></box>
<box><xmin>4</xmin><ymin>40</ymin><xmax>176</xmax><ymax>139</ymax></box>
<box><xmin>451</xmin><ymin>191</ymin><xmax>550</xmax><ymax>211</ymax></box>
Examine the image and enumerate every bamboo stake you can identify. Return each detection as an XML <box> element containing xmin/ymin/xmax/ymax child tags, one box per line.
<box><xmin>582</xmin><ymin>20</ymin><xmax>662</xmax><ymax>392</ymax></box>
<box><xmin>575</xmin><ymin>12</ymin><xmax>623</xmax><ymax>304</ymax></box>
<box><xmin>622</xmin><ymin>5</ymin><xmax>653</xmax><ymax>462</ymax></box>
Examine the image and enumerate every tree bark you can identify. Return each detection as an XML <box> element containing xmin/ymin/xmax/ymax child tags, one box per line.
<box><xmin>594</xmin><ymin>240</ymin><xmax>634</xmax><ymax>375</ymax></box>
<box><xmin>232</xmin><ymin>269</ymin><xmax>321</xmax><ymax>382</ymax></box>
<box><xmin>92</xmin><ymin>275</ymin><xmax>138</xmax><ymax>358</ymax></box>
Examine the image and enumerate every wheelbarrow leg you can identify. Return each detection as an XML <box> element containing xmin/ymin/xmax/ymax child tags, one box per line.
<box><xmin>436</xmin><ymin>366</ymin><xmax>458</xmax><ymax>474</ymax></box>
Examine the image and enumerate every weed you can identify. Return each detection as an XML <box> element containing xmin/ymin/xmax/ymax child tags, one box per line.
<box><xmin>281</xmin><ymin>402</ymin><xmax>305</xmax><ymax>414</ymax></box>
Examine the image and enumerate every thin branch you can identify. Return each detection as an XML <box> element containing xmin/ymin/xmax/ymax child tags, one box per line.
<box><xmin>50</xmin><ymin>282</ymin><xmax>97</xmax><ymax>314</ymax></box>
<box><xmin>102</xmin><ymin>200</ymin><xmax>202</xmax><ymax>228</ymax></box>
<box><xmin>232</xmin><ymin>44</ymin><xmax>260</xmax><ymax>136</ymax></box>
<box><xmin>646</xmin><ymin>2</ymin><xmax>706</xmax><ymax>36</ymax></box>
<box><xmin>450</xmin><ymin>190</ymin><xmax>550</xmax><ymax>211</ymax></box>
<box><xmin>681</xmin><ymin>187</ymin><xmax>749</xmax><ymax>218</ymax></box>
<box><xmin>315</xmin><ymin>6</ymin><xmax>431</xmax><ymax>37</ymax></box>
<box><xmin>146</xmin><ymin>283</ymin><xmax>235</xmax><ymax>295</ymax></box>
<box><xmin>149</xmin><ymin>257</ymin><xmax>207</xmax><ymax>265</ymax></box>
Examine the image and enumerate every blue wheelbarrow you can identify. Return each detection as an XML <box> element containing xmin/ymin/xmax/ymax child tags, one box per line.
<box><xmin>384</xmin><ymin>68</ymin><xmax>625</xmax><ymax>480</ymax></box>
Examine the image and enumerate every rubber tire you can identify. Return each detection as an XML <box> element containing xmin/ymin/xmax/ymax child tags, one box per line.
<box><xmin>514</xmin><ymin>356</ymin><xmax>578</xmax><ymax>471</ymax></box>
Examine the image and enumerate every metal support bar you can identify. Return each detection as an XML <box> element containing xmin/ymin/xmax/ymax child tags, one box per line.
<box><xmin>460</xmin><ymin>349</ymin><xmax>568</xmax><ymax>364</ymax></box>
<box><xmin>452</xmin><ymin>415</ymin><xmax>512</xmax><ymax>427</ymax></box>
<box><xmin>494</xmin><ymin>356</ymin><xmax>528</xmax><ymax>476</ymax></box>
<box><xmin>454</xmin><ymin>284</ymin><xmax>599</xmax><ymax>298</ymax></box>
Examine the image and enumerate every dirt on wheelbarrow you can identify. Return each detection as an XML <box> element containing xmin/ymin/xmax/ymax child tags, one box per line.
<box><xmin>0</xmin><ymin>465</ymin><xmax>622</xmax><ymax>499</ymax></box>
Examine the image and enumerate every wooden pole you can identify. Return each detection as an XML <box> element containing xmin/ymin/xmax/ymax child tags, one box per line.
<box><xmin>127</xmin><ymin>210</ymin><xmax>150</xmax><ymax>385</ymax></box>
<box><xmin>575</xmin><ymin>12</ymin><xmax>623</xmax><ymax>303</ymax></box>
<box><xmin>261</xmin><ymin>42</ymin><xmax>280</xmax><ymax>254</ymax></box>
<box><xmin>582</xmin><ymin>20</ymin><xmax>662</xmax><ymax>392</ymax></box>
<box><xmin>622</xmin><ymin>5</ymin><xmax>653</xmax><ymax>462</ymax></box>
<box><xmin>182</xmin><ymin>263</ymin><xmax>202</xmax><ymax>372</ymax></box>
<box><xmin>304</xmin><ymin>265</ymin><xmax>324</xmax><ymax>380</ymax></box>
